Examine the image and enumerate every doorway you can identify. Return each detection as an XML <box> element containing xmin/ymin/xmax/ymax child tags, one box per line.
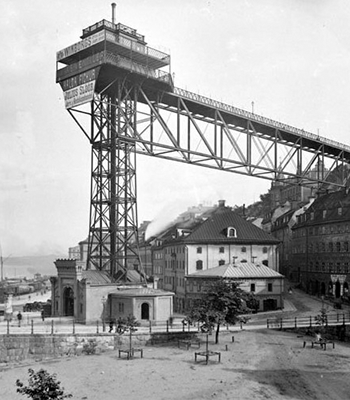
<box><xmin>141</xmin><ymin>302</ymin><xmax>150</xmax><ymax>320</ymax></box>
<box><xmin>63</xmin><ymin>286</ymin><xmax>74</xmax><ymax>316</ymax></box>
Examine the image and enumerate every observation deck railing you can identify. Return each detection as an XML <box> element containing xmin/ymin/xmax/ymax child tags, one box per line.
<box><xmin>174</xmin><ymin>87</ymin><xmax>350</xmax><ymax>153</ymax></box>
<box><xmin>56</xmin><ymin>50</ymin><xmax>172</xmax><ymax>86</ymax></box>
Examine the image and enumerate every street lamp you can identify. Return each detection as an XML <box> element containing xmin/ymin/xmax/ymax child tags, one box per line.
<box><xmin>101</xmin><ymin>296</ymin><xmax>107</xmax><ymax>332</ymax></box>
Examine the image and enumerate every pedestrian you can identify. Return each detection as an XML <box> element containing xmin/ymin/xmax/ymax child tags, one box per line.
<box><xmin>109</xmin><ymin>319</ymin><xmax>114</xmax><ymax>333</ymax></box>
<box><xmin>17</xmin><ymin>312</ymin><xmax>22</xmax><ymax>327</ymax></box>
<box><xmin>41</xmin><ymin>309</ymin><xmax>45</xmax><ymax>321</ymax></box>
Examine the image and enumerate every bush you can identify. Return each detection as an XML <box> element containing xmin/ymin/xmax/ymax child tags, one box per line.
<box><xmin>16</xmin><ymin>368</ymin><xmax>72</xmax><ymax>399</ymax></box>
<box><xmin>82</xmin><ymin>339</ymin><xmax>97</xmax><ymax>355</ymax></box>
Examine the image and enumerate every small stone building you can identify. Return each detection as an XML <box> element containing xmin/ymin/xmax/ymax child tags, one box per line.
<box><xmin>109</xmin><ymin>287</ymin><xmax>174</xmax><ymax>325</ymax></box>
<box><xmin>51</xmin><ymin>259</ymin><xmax>174</xmax><ymax>324</ymax></box>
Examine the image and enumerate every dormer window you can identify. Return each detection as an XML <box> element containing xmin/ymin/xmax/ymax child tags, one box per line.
<box><xmin>227</xmin><ymin>227</ymin><xmax>237</xmax><ymax>238</ymax></box>
<box><xmin>338</xmin><ymin>207</ymin><xmax>343</xmax><ymax>216</ymax></box>
<box><xmin>323</xmin><ymin>210</ymin><xmax>327</xmax><ymax>219</ymax></box>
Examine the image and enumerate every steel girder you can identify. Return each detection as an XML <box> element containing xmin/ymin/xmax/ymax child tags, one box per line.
<box><xmin>128</xmin><ymin>87</ymin><xmax>350</xmax><ymax>190</ymax></box>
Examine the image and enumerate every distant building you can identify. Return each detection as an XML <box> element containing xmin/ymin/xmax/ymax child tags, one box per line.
<box><xmin>290</xmin><ymin>188</ymin><xmax>350</xmax><ymax>301</ymax></box>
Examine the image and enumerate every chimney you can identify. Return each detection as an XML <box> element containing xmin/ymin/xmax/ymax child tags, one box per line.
<box><xmin>218</xmin><ymin>199</ymin><xmax>226</xmax><ymax>208</ymax></box>
<box><xmin>111</xmin><ymin>3</ymin><xmax>116</xmax><ymax>24</ymax></box>
<box><xmin>153</xmin><ymin>276</ymin><xmax>159</xmax><ymax>289</ymax></box>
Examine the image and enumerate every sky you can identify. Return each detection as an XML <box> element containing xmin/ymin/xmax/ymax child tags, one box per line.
<box><xmin>1</xmin><ymin>0</ymin><xmax>350</xmax><ymax>256</ymax></box>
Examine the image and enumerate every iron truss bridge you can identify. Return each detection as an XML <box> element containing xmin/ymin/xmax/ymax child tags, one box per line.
<box><xmin>72</xmin><ymin>83</ymin><xmax>350</xmax><ymax>190</ymax></box>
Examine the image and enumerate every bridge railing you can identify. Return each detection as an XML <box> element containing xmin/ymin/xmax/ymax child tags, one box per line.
<box><xmin>174</xmin><ymin>87</ymin><xmax>350</xmax><ymax>154</ymax></box>
<box><xmin>267</xmin><ymin>311</ymin><xmax>350</xmax><ymax>330</ymax></box>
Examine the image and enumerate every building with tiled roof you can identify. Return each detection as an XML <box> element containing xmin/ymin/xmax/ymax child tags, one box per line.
<box><xmin>150</xmin><ymin>200</ymin><xmax>280</xmax><ymax>313</ymax></box>
<box><xmin>186</xmin><ymin>262</ymin><xmax>284</xmax><ymax>311</ymax></box>
<box><xmin>291</xmin><ymin>188</ymin><xmax>350</xmax><ymax>302</ymax></box>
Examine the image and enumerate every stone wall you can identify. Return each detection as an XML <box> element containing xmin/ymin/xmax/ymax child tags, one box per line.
<box><xmin>0</xmin><ymin>332</ymin><xmax>147</xmax><ymax>363</ymax></box>
<box><xmin>0</xmin><ymin>331</ymin><xmax>197</xmax><ymax>363</ymax></box>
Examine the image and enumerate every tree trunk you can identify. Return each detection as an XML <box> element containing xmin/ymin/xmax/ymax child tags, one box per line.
<box><xmin>215</xmin><ymin>323</ymin><xmax>220</xmax><ymax>344</ymax></box>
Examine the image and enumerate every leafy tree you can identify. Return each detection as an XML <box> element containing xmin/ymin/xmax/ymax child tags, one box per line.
<box><xmin>186</xmin><ymin>279</ymin><xmax>249</xmax><ymax>344</ymax></box>
<box><xmin>116</xmin><ymin>314</ymin><xmax>141</xmax><ymax>354</ymax></box>
<box><xmin>16</xmin><ymin>368</ymin><xmax>72</xmax><ymax>399</ymax></box>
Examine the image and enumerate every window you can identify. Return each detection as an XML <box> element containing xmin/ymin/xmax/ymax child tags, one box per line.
<box><xmin>219</xmin><ymin>247</ymin><xmax>225</xmax><ymax>253</ymax></box>
<box><xmin>196</xmin><ymin>260</ymin><xmax>203</xmax><ymax>270</ymax></box>
<box><xmin>268</xmin><ymin>283</ymin><xmax>273</xmax><ymax>292</ymax></box>
<box><xmin>227</xmin><ymin>227</ymin><xmax>236</xmax><ymax>238</ymax></box>
<box><xmin>218</xmin><ymin>259</ymin><xmax>225</xmax><ymax>266</ymax></box>
<box><xmin>323</xmin><ymin>210</ymin><xmax>327</xmax><ymax>219</ymax></box>
<box><xmin>344</xmin><ymin>242</ymin><xmax>349</xmax><ymax>252</ymax></box>
<box><xmin>118</xmin><ymin>303</ymin><xmax>124</xmax><ymax>313</ymax></box>
<box><xmin>250</xmin><ymin>283</ymin><xmax>256</xmax><ymax>292</ymax></box>
<box><xmin>263</xmin><ymin>247</ymin><xmax>268</xmax><ymax>254</ymax></box>
<box><xmin>329</xmin><ymin>262</ymin><xmax>333</xmax><ymax>273</ymax></box>
<box><xmin>336</xmin><ymin>242</ymin><xmax>341</xmax><ymax>252</ymax></box>
<box><xmin>328</xmin><ymin>242</ymin><xmax>333</xmax><ymax>252</ymax></box>
<box><xmin>197</xmin><ymin>247</ymin><xmax>202</xmax><ymax>254</ymax></box>
<box><xmin>310</xmin><ymin>212</ymin><xmax>314</xmax><ymax>220</ymax></box>
<box><xmin>241</xmin><ymin>247</ymin><xmax>246</xmax><ymax>253</ymax></box>
<box><xmin>338</xmin><ymin>207</ymin><xmax>343</xmax><ymax>216</ymax></box>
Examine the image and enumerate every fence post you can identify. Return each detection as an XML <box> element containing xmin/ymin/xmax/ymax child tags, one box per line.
<box><xmin>149</xmin><ymin>320</ymin><xmax>152</xmax><ymax>334</ymax></box>
<box><xmin>326</xmin><ymin>316</ymin><xmax>328</xmax><ymax>327</ymax></box>
<box><xmin>96</xmin><ymin>320</ymin><xmax>99</xmax><ymax>334</ymax></box>
<box><xmin>73</xmin><ymin>319</ymin><xmax>75</xmax><ymax>335</ymax></box>
<box><xmin>267</xmin><ymin>319</ymin><xmax>269</xmax><ymax>329</ymax></box>
<box><xmin>309</xmin><ymin>316</ymin><xmax>312</xmax><ymax>328</ymax></box>
<box><xmin>166</xmin><ymin>320</ymin><xmax>169</xmax><ymax>333</ymax></box>
<box><xmin>7</xmin><ymin>320</ymin><xmax>10</xmax><ymax>335</ymax></box>
<box><xmin>295</xmin><ymin>317</ymin><xmax>297</xmax><ymax>329</ymax></box>
<box><xmin>31</xmin><ymin>319</ymin><xmax>34</xmax><ymax>335</ymax></box>
<box><xmin>280</xmin><ymin>318</ymin><xmax>283</xmax><ymax>330</ymax></box>
<box><xmin>182</xmin><ymin>320</ymin><xmax>185</xmax><ymax>332</ymax></box>
<box><xmin>343</xmin><ymin>313</ymin><xmax>346</xmax><ymax>326</ymax></box>
<box><xmin>51</xmin><ymin>320</ymin><xmax>54</xmax><ymax>335</ymax></box>
<box><xmin>337</xmin><ymin>313</ymin><xmax>339</xmax><ymax>323</ymax></box>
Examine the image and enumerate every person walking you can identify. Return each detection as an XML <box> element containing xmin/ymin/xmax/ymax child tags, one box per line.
<box><xmin>17</xmin><ymin>312</ymin><xmax>22</xmax><ymax>327</ymax></box>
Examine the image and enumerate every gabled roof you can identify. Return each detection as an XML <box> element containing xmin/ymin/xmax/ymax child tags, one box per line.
<box><xmin>295</xmin><ymin>188</ymin><xmax>350</xmax><ymax>227</ymax></box>
<box><xmin>183</xmin><ymin>208</ymin><xmax>279</xmax><ymax>244</ymax></box>
<box><xmin>188</xmin><ymin>262</ymin><xmax>283</xmax><ymax>279</ymax></box>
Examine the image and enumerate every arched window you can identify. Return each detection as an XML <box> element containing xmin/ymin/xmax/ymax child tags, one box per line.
<box><xmin>227</xmin><ymin>227</ymin><xmax>236</xmax><ymax>238</ymax></box>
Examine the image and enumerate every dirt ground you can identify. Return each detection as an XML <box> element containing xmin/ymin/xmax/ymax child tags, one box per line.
<box><xmin>1</xmin><ymin>329</ymin><xmax>350</xmax><ymax>400</ymax></box>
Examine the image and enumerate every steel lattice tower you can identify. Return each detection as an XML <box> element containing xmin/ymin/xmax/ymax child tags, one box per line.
<box><xmin>88</xmin><ymin>89</ymin><xmax>139</xmax><ymax>280</ymax></box>
<box><xmin>56</xmin><ymin>8</ymin><xmax>173</xmax><ymax>281</ymax></box>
